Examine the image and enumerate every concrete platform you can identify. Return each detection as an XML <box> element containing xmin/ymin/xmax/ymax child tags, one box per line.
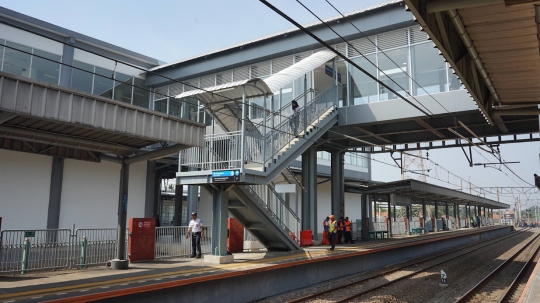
<box><xmin>0</xmin><ymin>226</ymin><xmax>512</xmax><ymax>303</ymax></box>
<box><xmin>518</xmin><ymin>240</ymin><xmax>540</xmax><ymax>303</ymax></box>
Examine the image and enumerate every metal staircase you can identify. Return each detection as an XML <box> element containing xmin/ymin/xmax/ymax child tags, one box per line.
<box><xmin>178</xmin><ymin>85</ymin><xmax>339</xmax><ymax>251</ymax></box>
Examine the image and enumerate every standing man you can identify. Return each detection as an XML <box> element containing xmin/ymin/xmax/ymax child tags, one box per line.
<box><xmin>476</xmin><ymin>215</ymin><xmax>481</xmax><ymax>228</ymax></box>
<box><xmin>337</xmin><ymin>217</ymin><xmax>344</xmax><ymax>244</ymax></box>
<box><xmin>328</xmin><ymin>215</ymin><xmax>337</xmax><ymax>251</ymax></box>
<box><xmin>344</xmin><ymin>217</ymin><xmax>354</xmax><ymax>244</ymax></box>
<box><xmin>186</xmin><ymin>212</ymin><xmax>204</xmax><ymax>258</ymax></box>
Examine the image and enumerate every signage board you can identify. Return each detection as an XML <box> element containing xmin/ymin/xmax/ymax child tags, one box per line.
<box><xmin>325</xmin><ymin>65</ymin><xmax>334</xmax><ymax>77</ymax></box>
<box><xmin>24</xmin><ymin>231</ymin><xmax>35</xmax><ymax>238</ymax></box>
<box><xmin>212</xmin><ymin>170</ymin><xmax>241</xmax><ymax>183</ymax></box>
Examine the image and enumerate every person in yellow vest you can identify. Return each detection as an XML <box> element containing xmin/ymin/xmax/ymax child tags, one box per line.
<box><xmin>328</xmin><ymin>215</ymin><xmax>337</xmax><ymax>250</ymax></box>
<box><xmin>322</xmin><ymin>217</ymin><xmax>330</xmax><ymax>245</ymax></box>
<box><xmin>344</xmin><ymin>217</ymin><xmax>354</xmax><ymax>244</ymax></box>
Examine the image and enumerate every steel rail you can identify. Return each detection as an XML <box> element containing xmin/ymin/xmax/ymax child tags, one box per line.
<box><xmin>286</xmin><ymin>228</ymin><xmax>528</xmax><ymax>303</ymax></box>
<box><xmin>498</xmin><ymin>244</ymin><xmax>540</xmax><ymax>303</ymax></box>
<box><xmin>454</xmin><ymin>234</ymin><xmax>540</xmax><ymax>303</ymax></box>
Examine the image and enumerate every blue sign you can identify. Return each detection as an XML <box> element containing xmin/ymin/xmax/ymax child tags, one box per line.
<box><xmin>212</xmin><ymin>170</ymin><xmax>241</xmax><ymax>182</ymax></box>
<box><xmin>325</xmin><ymin>65</ymin><xmax>334</xmax><ymax>77</ymax></box>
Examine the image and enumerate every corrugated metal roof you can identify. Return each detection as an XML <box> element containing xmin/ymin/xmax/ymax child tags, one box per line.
<box><xmin>174</xmin><ymin>50</ymin><xmax>336</xmax><ymax>103</ymax></box>
<box><xmin>149</xmin><ymin>0</ymin><xmax>402</xmax><ymax>72</ymax></box>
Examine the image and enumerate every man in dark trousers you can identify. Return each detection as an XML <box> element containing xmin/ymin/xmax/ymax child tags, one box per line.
<box><xmin>337</xmin><ymin>217</ymin><xmax>344</xmax><ymax>244</ymax></box>
<box><xmin>328</xmin><ymin>215</ymin><xmax>337</xmax><ymax>250</ymax></box>
<box><xmin>186</xmin><ymin>212</ymin><xmax>204</xmax><ymax>258</ymax></box>
<box><xmin>344</xmin><ymin>217</ymin><xmax>354</xmax><ymax>244</ymax></box>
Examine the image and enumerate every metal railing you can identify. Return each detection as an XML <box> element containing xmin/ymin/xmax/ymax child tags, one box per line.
<box><xmin>265</xmin><ymin>88</ymin><xmax>316</xmax><ymax>127</ymax></box>
<box><xmin>0</xmin><ymin>228</ymin><xmax>127</xmax><ymax>273</ymax></box>
<box><xmin>154</xmin><ymin>226</ymin><xmax>212</xmax><ymax>259</ymax></box>
<box><xmin>180</xmin><ymin>131</ymin><xmax>243</xmax><ymax>170</ymax></box>
<box><xmin>243</xmin><ymin>184</ymin><xmax>300</xmax><ymax>244</ymax></box>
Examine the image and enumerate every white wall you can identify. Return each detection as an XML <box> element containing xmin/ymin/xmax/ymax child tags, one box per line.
<box><xmin>0</xmin><ymin>23</ymin><xmax>63</xmax><ymax>55</ymax></box>
<box><xmin>126</xmin><ymin>160</ymin><xmax>148</xmax><ymax>221</ymax></box>
<box><xmin>59</xmin><ymin>159</ymin><xmax>120</xmax><ymax>229</ymax></box>
<box><xmin>0</xmin><ymin>150</ymin><xmax>52</xmax><ymax>230</ymax></box>
<box><xmin>199</xmin><ymin>186</ymin><xmax>213</xmax><ymax>226</ymax></box>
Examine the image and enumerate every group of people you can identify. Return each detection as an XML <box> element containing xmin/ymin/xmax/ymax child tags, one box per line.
<box><xmin>322</xmin><ymin>215</ymin><xmax>354</xmax><ymax>250</ymax></box>
<box><xmin>470</xmin><ymin>215</ymin><xmax>482</xmax><ymax>228</ymax></box>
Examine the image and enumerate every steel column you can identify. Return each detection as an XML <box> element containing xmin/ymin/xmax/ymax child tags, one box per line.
<box><xmin>115</xmin><ymin>160</ymin><xmax>129</xmax><ymax>260</ymax></box>
<box><xmin>331</xmin><ymin>152</ymin><xmax>344</xmax><ymax>218</ymax></box>
<box><xmin>387</xmin><ymin>199</ymin><xmax>392</xmax><ymax>237</ymax></box>
<box><xmin>211</xmin><ymin>185</ymin><xmax>229</xmax><ymax>256</ymax></box>
<box><xmin>173</xmin><ymin>184</ymin><xmax>183</xmax><ymax>226</ymax></box>
<box><xmin>303</xmin><ymin>74</ymin><xmax>307</xmax><ymax>135</ymax></box>
<box><xmin>262</xmin><ymin>94</ymin><xmax>267</xmax><ymax>171</ymax></box>
<box><xmin>308</xmin><ymin>147</ymin><xmax>318</xmax><ymax>238</ymax></box>
<box><xmin>46</xmin><ymin>157</ymin><xmax>64</xmax><ymax>230</ymax></box>
<box><xmin>240</xmin><ymin>86</ymin><xmax>246</xmax><ymax>172</ymax></box>
<box><xmin>434</xmin><ymin>202</ymin><xmax>439</xmax><ymax>231</ymax></box>
<box><xmin>422</xmin><ymin>199</ymin><xmax>427</xmax><ymax>231</ymax></box>
<box><xmin>361</xmin><ymin>194</ymin><xmax>369</xmax><ymax>241</ymax></box>
<box><xmin>270</xmin><ymin>95</ymin><xmax>275</xmax><ymax>160</ymax></box>
<box><xmin>301</xmin><ymin>152</ymin><xmax>310</xmax><ymax>231</ymax></box>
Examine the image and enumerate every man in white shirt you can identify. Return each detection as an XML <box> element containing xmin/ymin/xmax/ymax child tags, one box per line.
<box><xmin>186</xmin><ymin>212</ymin><xmax>204</xmax><ymax>258</ymax></box>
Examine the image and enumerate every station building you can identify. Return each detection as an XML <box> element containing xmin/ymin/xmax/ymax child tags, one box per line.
<box><xmin>0</xmin><ymin>0</ymin><xmax>515</xmax><ymax>249</ymax></box>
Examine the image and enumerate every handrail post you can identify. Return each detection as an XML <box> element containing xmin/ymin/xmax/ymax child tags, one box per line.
<box><xmin>21</xmin><ymin>238</ymin><xmax>30</xmax><ymax>274</ymax></box>
<box><xmin>240</xmin><ymin>85</ymin><xmax>246</xmax><ymax>172</ymax></box>
<box><xmin>279</xmin><ymin>88</ymin><xmax>282</xmax><ymax>125</ymax></box>
<box><xmin>262</xmin><ymin>94</ymin><xmax>267</xmax><ymax>171</ymax></box>
<box><xmin>303</xmin><ymin>74</ymin><xmax>307</xmax><ymax>136</ymax></box>
<box><xmin>80</xmin><ymin>236</ymin><xmax>88</xmax><ymax>269</ymax></box>
<box><xmin>270</xmin><ymin>95</ymin><xmax>275</xmax><ymax>164</ymax></box>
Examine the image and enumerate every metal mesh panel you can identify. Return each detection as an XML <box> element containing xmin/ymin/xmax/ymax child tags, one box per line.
<box><xmin>216</xmin><ymin>70</ymin><xmax>232</xmax><ymax>85</ymax></box>
<box><xmin>169</xmin><ymin>82</ymin><xmax>183</xmax><ymax>96</ymax></box>
<box><xmin>154</xmin><ymin>85</ymin><xmax>168</xmax><ymax>100</ymax></box>
<box><xmin>294</xmin><ymin>51</ymin><xmax>313</xmax><ymax>63</ymax></box>
<box><xmin>183</xmin><ymin>79</ymin><xmax>199</xmax><ymax>91</ymax></box>
<box><xmin>410</xmin><ymin>26</ymin><xmax>428</xmax><ymax>44</ymax></box>
<box><xmin>233</xmin><ymin>66</ymin><xmax>249</xmax><ymax>81</ymax></box>
<box><xmin>251</xmin><ymin>60</ymin><xmax>271</xmax><ymax>78</ymax></box>
<box><xmin>334</xmin><ymin>43</ymin><xmax>346</xmax><ymax>57</ymax></box>
<box><xmin>200</xmin><ymin>75</ymin><xmax>215</xmax><ymax>88</ymax></box>
<box><xmin>271</xmin><ymin>55</ymin><xmax>294</xmax><ymax>73</ymax></box>
<box><xmin>377</xmin><ymin>28</ymin><xmax>408</xmax><ymax>50</ymax></box>
<box><xmin>348</xmin><ymin>37</ymin><xmax>376</xmax><ymax>57</ymax></box>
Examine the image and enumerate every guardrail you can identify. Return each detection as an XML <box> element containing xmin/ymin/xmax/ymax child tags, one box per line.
<box><xmin>154</xmin><ymin>226</ymin><xmax>212</xmax><ymax>259</ymax></box>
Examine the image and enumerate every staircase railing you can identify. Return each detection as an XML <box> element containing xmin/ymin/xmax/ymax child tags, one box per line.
<box><xmin>263</xmin><ymin>85</ymin><xmax>338</xmax><ymax>165</ymax></box>
<box><xmin>264</xmin><ymin>88</ymin><xmax>316</xmax><ymax>128</ymax></box>
<box><xmin>242</xmin><ymin>184</ymin><xmax>300</xmax><ymax>243</ymax></box>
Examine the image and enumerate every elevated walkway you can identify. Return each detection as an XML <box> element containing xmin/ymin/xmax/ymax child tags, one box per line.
<box><xmin>0</xmin><ymin>226</ymin><xmax>512</xmax><ymax>303</ymax></box>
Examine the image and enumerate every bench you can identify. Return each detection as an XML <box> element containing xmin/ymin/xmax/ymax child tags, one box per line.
<box><xmin>368</xmin><ymin>230</ymin><xmax>388</xmax><ymax>239</ymax></box>
<box><xmin>410</xmin><ymin>227</ymin><xmax>424</xmax><ymax>235</ymax></box>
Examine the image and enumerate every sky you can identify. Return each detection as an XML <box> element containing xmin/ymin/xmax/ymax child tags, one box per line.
<box><xmin>1</xmin><ymin>0</ymin><xmax>538</xmax><ymax>209</ymax></box>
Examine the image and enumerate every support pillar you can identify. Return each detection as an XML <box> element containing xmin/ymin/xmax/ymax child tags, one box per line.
<box><xmin>301</xmin><ymin>147</ymin><xmax>318</xmax><ymax>238</ymax></box>
<box><xmin>211</xmin><ymin>185</ymin><xmax>229</xmax><ymax>256</ymax></box>
<box><xmin>361</xmin><ymin>194</ymin><xmax>369</xmax><ymax>241</ymax></box>
<box><xmin>434</xmin><ymin>201</ymin><xmax>439</xmax><ymax>231</ymax></box>
<box><xmin>115</xmin><ymin>160</ymin><xmax>129</xmax><ymax>261</ymax></box>
<box><xmin>46</xmin><ymin>157</ymin><xmax>64</xmax><ymax>230</ymax></box>
<box><xmin>187</xmin><ymin>167</ymin><xmax>198</xmax><ymax>221</ymax></box>
<box><xmin>59</xmin><ymin>44</ymin><xmax>74</xmax><ymax>87</ymax></box>
<box><xmin>173</xmin><ymin>184</ymin><xmax>183</xmax><ymax>226</ymax></box>
<box><xmin>144</xmin><ymin>160</ymin><xmax>156</xmax><ymax>218</ymax></box>
<box><xmin>330</xmin><ymin>152</ymin><xmax>344</xmax><ymax>218</ymax></box>
<box><xmin>422</xmin><ymin>199</ymin><xmax>427</xmax><ymax>232</ymax></box>
<box><xmin>387</xmin><ymin>198</ymin><xmax>392</xmax><ymax>237</ymax></box>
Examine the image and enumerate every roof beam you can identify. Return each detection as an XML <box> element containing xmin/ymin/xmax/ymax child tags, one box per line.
<box><xmin>414</xmin><ymin>118</ymin><xmax>447</xmax><ymax>139</ymax></box>
<box><xmin>427</xmin><ymin>0</ymin><xmax>504</xmax><ymax>13</ymax></box>
<box><xmin>124</xmin><ymin>144</ymin><xmax>190</xmax><ymax>164</ymax></box>
<box><xmin>0</xmin><ymin>112</ymin><xmax>17</xmax><ymax>124</ymax></box>
<box><xmin>352</xmin><ymin>126</ymin><xmax>392</xmax><ymax>143</ymax></box>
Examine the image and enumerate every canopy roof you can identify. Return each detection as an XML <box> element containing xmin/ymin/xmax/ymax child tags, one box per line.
<box><xmin>174</xmin><ymin>50</ymin><xmax>337</xmax><ymax>104</ymax></box>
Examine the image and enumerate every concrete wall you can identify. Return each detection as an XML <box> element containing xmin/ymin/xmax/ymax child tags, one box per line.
<box><xmin>0</xmin><ymin>150</ymin><xmax>149</xmax><ymax>231</ymax></box>
<box><xmin>0</xmin><ymin>149</ymin><xmax>52</xmax><ymax>230</ymax></box>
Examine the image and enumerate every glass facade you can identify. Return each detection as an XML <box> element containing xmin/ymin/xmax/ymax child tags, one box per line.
<box><xmin>70</xmin><ymin>60</ymin><xmax>149</xmax><ymax>107</ymax></box>
<box><xmin>317</xmin><ymin>150</ymin><xmax>369</xmax><ymax>168</ymax></box>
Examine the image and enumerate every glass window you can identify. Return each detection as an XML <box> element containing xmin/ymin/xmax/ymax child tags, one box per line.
<box><xmin>133</xmin><ymin>78</ymin><xmax>150</xmax><ymax>108</ymax></box>
<box><xmin>349</xmin><ymin>54</ymin><xmax>378</xmax><ymax>104</ymax></box>
<box><xmin>30</xmin><ymin>49</ymin><xmax>61</xmax><ymax>85</ymax></box>
<box><xmin>293</xmin><ymin>71</ymin><xmax>312</xmax><ymax>106</ymax></box>
<box><xmin>280</xmin><ymin>83</ymin><xmax>294</xmax><ymax>117</ymax></box>
<box><xmin>168</xmin><ymin>98</ymin><xmax>182</xmax><ymax>117</ymax></box>
<box><xmin>250</xmin><ymin>97</ymin><xmax>265</xmax><ymax>119</ymax></box>
<box><xmin>71</xmin><ymin>61</ymin><xmax>94</xmax><ymax>93</ymax></box>
<box><xmin>113</xmin><ymin>72</ymin><xmax>133</xmax><ymax>103</ymax></box>
<box><xmin>448</xmin><ymin>66</ymin><xmax>463</xmax><ymax>91</ymax></box>
<box><xmin>183</xmin><ymin>97</ymin><xmax>199</xmax><ymax>121</ymax></box>
<box><xmin>2</xmin><ymin>41</ymin><xmax>31</xmax><ymax>78</ymax></box>
<box><xmin>0</xmin><ymin>40</ymin><xmax>4</xmax><ymax>69</ymax></box>
<box><xmin>412</xmin><ymin>43</ymin><xmax>447</xmax><ymax>95</ymax></box>
<box><xmin>154</xmin><ymin>98</ymin><xmax>167</xmax><ymax>114</ymax></box>
<box><xmin>378</xmin><ymin>48</ymin><xmax>409</xmax><ymax>101</ymax></box>
<box><xmin>94</xmin><ymin>66</ymin><xmax>114</xmax><ymax>98</ymax></box>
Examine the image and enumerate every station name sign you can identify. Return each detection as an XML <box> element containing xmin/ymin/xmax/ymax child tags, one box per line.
<box><xmin>212</xmin><ymin>170</ymin><xmax>241</xmax><ymax>183</ymax></box>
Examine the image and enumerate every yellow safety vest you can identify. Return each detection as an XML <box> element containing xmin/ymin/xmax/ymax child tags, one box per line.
<box><xmin>329</xmin><ymin>220</ymin><xmax>337</xmax><ymax>233</ymax></box>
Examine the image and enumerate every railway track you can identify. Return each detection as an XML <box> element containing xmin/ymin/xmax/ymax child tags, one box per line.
<box><xmin>454</xmin><ymin>232</ymin><xmax>540</xmax><ymax>303</ymax></box>
<box><xmin>284</xmin><ymin>229</ymin><xmax>531</xmax><ymax>303</ymax></box>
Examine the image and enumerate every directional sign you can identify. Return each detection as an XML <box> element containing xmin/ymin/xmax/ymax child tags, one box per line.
<box><xmin>24</xmin><ymin>231</ymin><xmax>35</xmax><ymax>238</ymax></box>
<box><xmin>212</xmin><ymin>170</ymin><xmax>241</xmax><ymax>183</ymax></box>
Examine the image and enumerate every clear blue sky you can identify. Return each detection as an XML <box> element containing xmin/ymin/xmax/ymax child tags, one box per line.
<box><xmin>1</xmin><ymin>0</ymin><xmax>538</xmax><ymax>208</ymax></box>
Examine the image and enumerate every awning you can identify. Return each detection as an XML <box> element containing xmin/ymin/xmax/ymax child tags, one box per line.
<box><xmin>174</xmin><ymin>50</ymin><xmax>337</xmax><ymax>104</ymax></box>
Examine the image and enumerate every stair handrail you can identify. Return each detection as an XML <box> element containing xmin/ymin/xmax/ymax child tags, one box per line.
<box><xmin>267</xmin><ymin>182</ymin><xmax>300</xmax><ymax>221</ymax></box>
<box><xmin>264</xmin><ymin>88</ymin><xmax>316</xmax><ymax>126</ymax></box>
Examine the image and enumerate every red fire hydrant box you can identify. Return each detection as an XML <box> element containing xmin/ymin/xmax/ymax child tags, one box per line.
<box><xmin>128</xmin><ymin>218</ymin><xmax>155</xmax><ymax>262</ymax></box>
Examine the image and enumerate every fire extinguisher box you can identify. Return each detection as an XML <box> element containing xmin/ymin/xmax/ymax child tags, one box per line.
<box><xmin>128</xmin><ymin>218</ymin><xmax>155</xmax><ymax>262</ymax></box>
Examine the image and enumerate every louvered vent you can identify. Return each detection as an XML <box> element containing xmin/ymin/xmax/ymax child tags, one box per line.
<box><xmin>377</xmin><ymin>28</ymin><xmax>408</xmax><ymax>50</ymax></box>
<box><xmin>410</xmin><ymin>26</ymin><xmax>428</xmax><ymax>44</ymax></box>
<box><xmin>200</xmin><ymin>75</ymin><xmax>215</xmax><ymax>88</ymax></box>
<box><xmin>334</xmin><ymin>43</ymin><xmax>346</xmax><ymax>57</ymax></box>
<box><xmin>154</xmin><ymin>85</ymin><xmax>168</xmax><ymax>100</ymax></box>
<box><xmin>183</xmin><ymin>79</ymin><xmax>199</xmax><ymax>91</ymax></box>
<box><xmin>272</xmin><ymin>55</ymin><xmax>293</xmax><ymax>73</ymax></box>
<box><xmin>294</xmin><ymin>51</ymin><xmax>312</xmax><ymax>63</ymax></box>
<box><xmin>169</xmin><ymin>82</ymin><xmax>183</xmax><ymax>96</ymax></box>
<box><xmin>216</xmin><ymin>70</ymin><xmax>232</xmax><ymax>85</ymax></box>
<box><xmin>251</xmin><ymin>60</ymin><xmax>271</xmax><ymax>78</ymax></box>
<box><xmin>233</xmin><ymin>66</ymin><xmax>249</xmax><ymax>81</ymax></box>
<box><xmin>348</xmin><ymin>37</ymin><xmax>376</xmax><ymax>57</ymax></box>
